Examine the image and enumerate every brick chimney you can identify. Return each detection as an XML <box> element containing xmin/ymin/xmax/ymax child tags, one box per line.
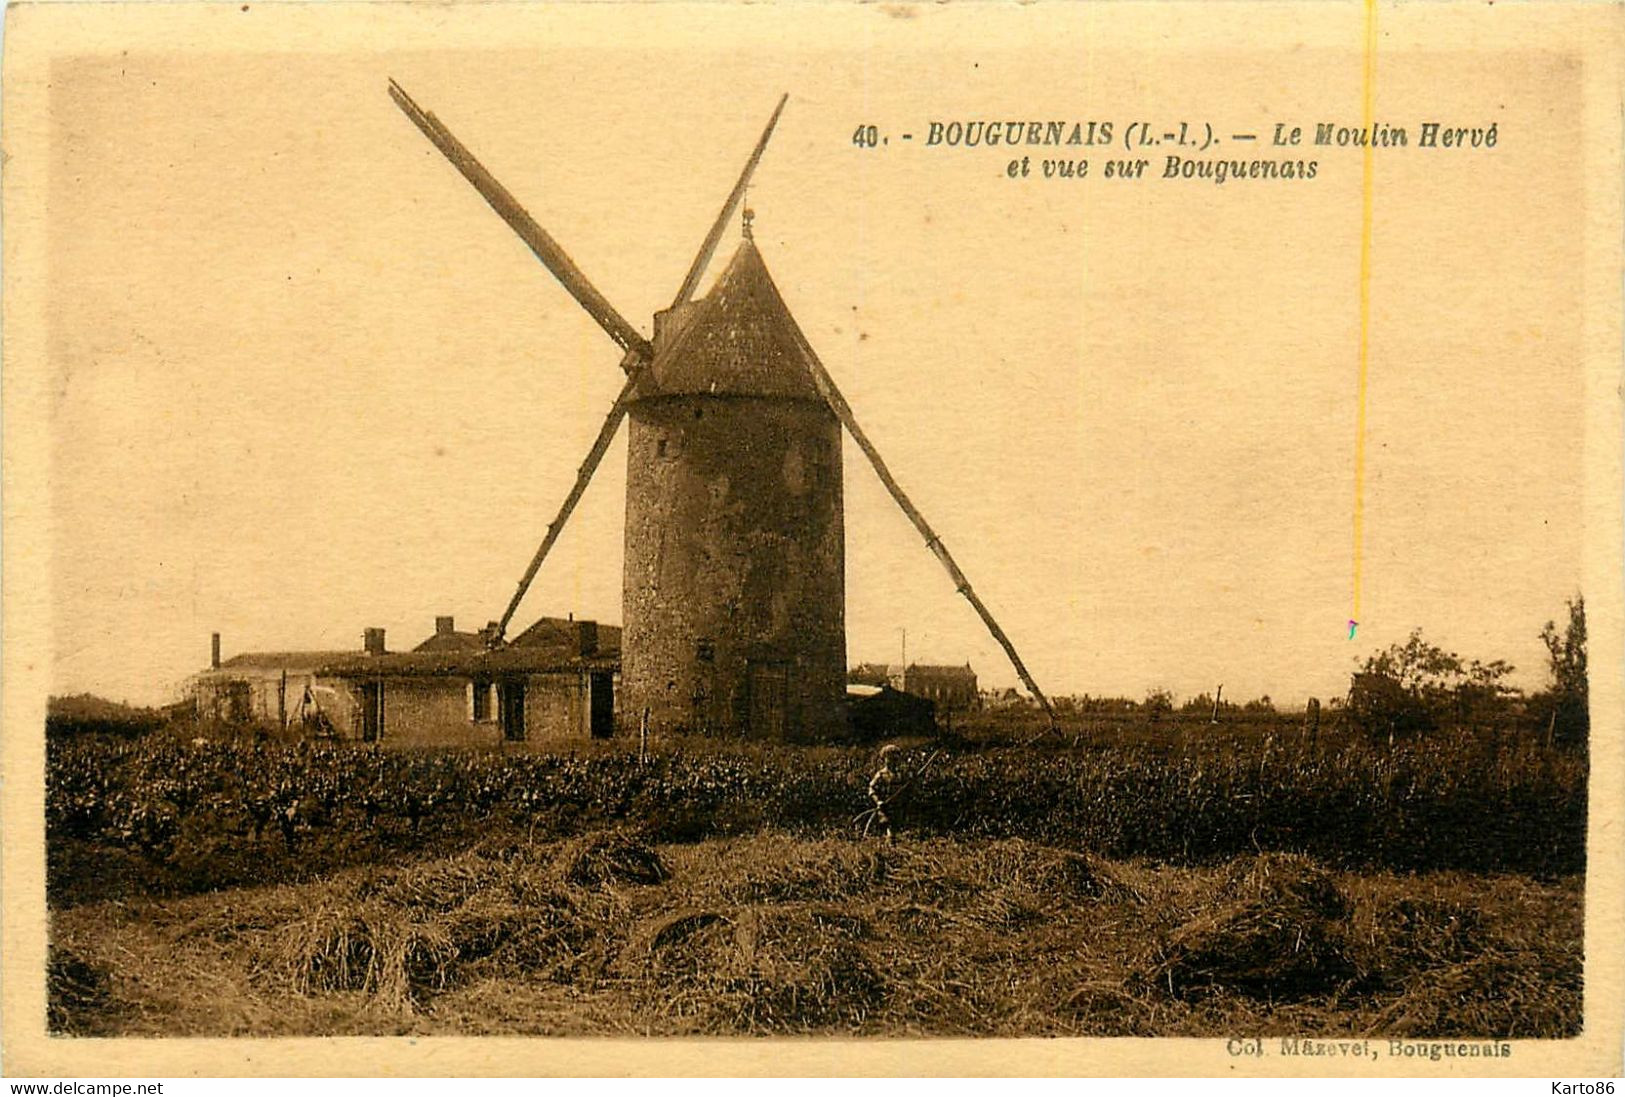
<box><xmin>436</xmin><ymin>616</ymin><xmax>455</xmax><ymax>636</ymax></box>
<box><xmin>363</xmin><ymin>627</ymin><xmax>386</xmax><ymax>656</ymax></box>
<box><xmin>211</xmin><ymin>632</ymin><xmax>221</xmax><ymax>669</ymax></box>
<box><xmin>577</xmin><ymin>620</ymin><xmax>598</xmax><ymax>656</ymax></box>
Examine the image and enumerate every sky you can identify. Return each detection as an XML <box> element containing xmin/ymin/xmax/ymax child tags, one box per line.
<box><xmin>40</xmin><ymin>31</ymin><xmax>1584</xmax><ymax>707</ymax></box>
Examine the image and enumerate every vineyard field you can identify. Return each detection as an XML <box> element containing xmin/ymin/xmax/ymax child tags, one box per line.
<box><xmin>48</xmin><ymin>722</ymin><xmax>1586</xmax><ymax>908</ymax></box>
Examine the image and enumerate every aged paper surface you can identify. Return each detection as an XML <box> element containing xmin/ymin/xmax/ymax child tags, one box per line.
<box><xmin>4</xmin><ymin>0</ymin><xmax>1622</xmax><ymax>1077</ymax></box>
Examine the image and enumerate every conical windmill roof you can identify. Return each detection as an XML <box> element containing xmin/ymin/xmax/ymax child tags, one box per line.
<box><xmin>640</xmin><ymin>239</ymin><xmax>828</xmax><ymax>403</ymax></box>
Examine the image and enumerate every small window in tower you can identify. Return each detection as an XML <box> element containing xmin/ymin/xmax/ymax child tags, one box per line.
<box><xmin>697</xmin><ymin>639</ymin><xmax>715</xmax><ymax>663</ymax></box>
<box><xmin>694</xmin><ymin>407</ymin><xmax>704</xmax><ymax>420</ymax></box>
<box><xmin>657</xmin><ymin>438</ymin><xmax>668</xmax><ymax>458</ymax></box>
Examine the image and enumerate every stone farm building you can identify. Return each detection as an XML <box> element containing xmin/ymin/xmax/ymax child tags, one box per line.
<box><xmin>193</xmin><ymin>616</ymin><xmax>619</xmax><ymax>745</ymax></box>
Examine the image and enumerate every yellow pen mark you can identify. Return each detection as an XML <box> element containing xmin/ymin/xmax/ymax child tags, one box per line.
<box><xmin>1352</xmin><ymin>0</ymin><xmax>1378</xmax><ymax>639</ymax></box>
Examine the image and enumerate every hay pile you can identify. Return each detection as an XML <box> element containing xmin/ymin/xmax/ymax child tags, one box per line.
<box><xmin>266</xmin><ymin>831</ymin><xmax>667</xmax><ymax>1014</ymax></box>
<box><xmin>616</xmin><ymin>840</ymin><xmax>893</xmax><ymax>1032</ymax></box>
<box><xmin>713</xmin><ymin>836</ymin><xmax>889</xmax><ymax>905</ymax></box>
<box><xmin>47</xmin><ymin>944</ymin><xmax>113</xmax><ymax>1034</ymax></box>
<box><xmin>1374</xmin><ymin>896</ymin><xmax>1487</xmax><ymax>977</ymax></box>
<box><xmin>1141</xmin><ymin>853</ymin><xmax>1357</xmax><ymax>1000</ymax></box>
<box><xmin>54</xmin><ymin>829</ymin><xmax>1581</xmax><ymax>1038</ymax></box>
<box><xmin>619</xmin><ymin>836</ymin><xmax>1150</xmax><ymax>1034</ymax></box>
<box><xmin>276</xmin><ymin>901</ymin><xmax>457</xmax><ymax>1011</ymax></box>
<box><xmin>1373</xmin><ymin>951</ymin><xmax>1582</xmax><ymax>1037</ymax></box>
<box><xmin>551</xmin><ymin>830</ymin><xmax>669</xmax><ymax>889</ymax></box>
<box><xmin>1357</xmin><ymin>888</ymin><xmax>1580</xmax><ymax>1037</ymax></box>
<box><xmin>622</xmin><ymin>901</ymin><xmax>885</xmax><ymax>1032</ymax></box>
<box><xmin>965</xmin><ymin>838</ymin><xmax>1148</xmax><ymax>905</ymax></box>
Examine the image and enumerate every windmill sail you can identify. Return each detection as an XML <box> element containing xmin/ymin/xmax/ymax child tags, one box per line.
<box><xmin>388</xmin><ymin>79</ymin><xmax>651</xmax><ymax>360</ymax></box>
<box><xmin>492</xmin><ymin>96</ymin><xmax>790</xmax><ymax>641</ymax></box>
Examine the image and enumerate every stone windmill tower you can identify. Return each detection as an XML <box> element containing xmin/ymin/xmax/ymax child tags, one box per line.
<box><xmin>624</xmin><ymin>232</ymin><xmax>847</xmax><ymax>741</ymax></box>
<box><xmin>389</xmin><ymin>83</ymin><xmax>1055</xmax><ymax>740</ymax></box>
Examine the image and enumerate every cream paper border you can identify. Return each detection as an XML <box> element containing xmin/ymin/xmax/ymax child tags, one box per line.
<box><xmin>3</xmin><ymin>0</ymin><xmax>1622</xmax><ymax>1078</ymax></box>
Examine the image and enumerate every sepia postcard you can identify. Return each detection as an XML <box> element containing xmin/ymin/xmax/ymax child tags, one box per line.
<box><xmin>3</xmin><ymin>0</ymin><xmax>1622</xmax><ymax>1078</ymax></box>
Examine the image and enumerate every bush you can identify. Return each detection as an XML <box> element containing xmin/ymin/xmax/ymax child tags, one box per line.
<box><xmin>46</xmin><ymin>694</ymin><xmax>167</xmax><ymax>740</ymax></box>
<box><xmin>1348</xmin><ymin>669</ymin><xmax>1436</xmax><ymax>741</ymax></box>
<box><xmin>1347</xmin><ymin>630</ymin><xmax>1516</xmax><ymax>742</ymax></box>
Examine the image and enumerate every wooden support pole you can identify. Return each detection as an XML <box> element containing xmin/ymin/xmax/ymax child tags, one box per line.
<box><xmin>780</xmin><ymin>322</ymin><xmax>1059</xmax><ymax>729</ymax></box>
<box><xmin>495</xmin><ymin>376</ymin><xmax>642</xmax><ymax>639</ymax></box>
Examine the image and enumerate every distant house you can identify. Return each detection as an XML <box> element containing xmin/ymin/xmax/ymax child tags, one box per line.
<box><xmin>889</xmin><ymin>664</ymin><xmax>979</xmax><ymax>712</ymax></box>
<box><xmin>195</xmin><ymin>642</ymin><xmax>355</xmax><ymax>728</ymax></box>
<box><xmin>983</xmin><ymin>686</ymin><xmax>1030</xmax><ymax>709</ymax></box>
<box><xmin>847</xmin><ymin>663</ymin><xmax>893</xmax><ymax>689</ymax></box>
<box><xmin>193</xmin><ymin>615</ymin><xmax>620</xmax><ymax>745</ymax></box>
<box><xmin>848</xmin><ymin>662</ymin><xmax>979</xmax><ymax>712</ymax></box>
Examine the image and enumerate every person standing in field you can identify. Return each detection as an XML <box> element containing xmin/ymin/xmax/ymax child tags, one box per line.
<box><xmin>867</xmin><ymin>743</ymin><xmax>900</xmax><ymax>841</ymax></box>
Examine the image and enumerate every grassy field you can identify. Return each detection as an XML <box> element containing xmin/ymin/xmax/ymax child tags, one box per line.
<box><xmin>46</xmin><ymin>721</ymin><xmax>1588</xmax><ymax>1038</ymax></box>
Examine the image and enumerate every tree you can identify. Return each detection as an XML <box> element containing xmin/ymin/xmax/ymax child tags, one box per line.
<box><xmin>1541</xmin><ymin>596</ymin><xmax>1587</xmax><ymax>697</ymax></box>
<box><xmin>1183</xmin><ymin>691</ymin><xmax>1249</xmax><ymax>720</ymax></box>
<box><xmin>1241</xmin><ymin>695</ymin><xmax>1276</xmax><ymax>716</ymax></box>
<box><xmin>1536</xmin><ymin>596</ymin><xmax>1588</xmax><ymax>746</ymax></box>
<box><xmin>1347</xmin><ymin>629</ymin><xmax>1516</xmax><ymax>742</ymax></box>
<box><xmin>1455</xmin><ymin>657</ymin><xmax>1518</xmax><ymax>726</ymax></box>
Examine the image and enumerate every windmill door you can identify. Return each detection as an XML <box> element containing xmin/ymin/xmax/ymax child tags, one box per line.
<box><xmin>499</xmin><ymin>678</ymin><xmax>527</xmax><ymax>742</ymax></box>
<box><xmin>747</xmin><ymin>661</ymin><xmax>789</xmax><ymax>740</ymax></box>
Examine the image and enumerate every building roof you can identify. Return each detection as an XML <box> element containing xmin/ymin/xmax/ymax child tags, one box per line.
<box><xmin>206</xmin><ymin>615</ymin><xmax>623</xmax><ymax>680</ymax></box>
<box><xmin>213</xmin><ymin>651</ymin><xmax>358</xmax><ymax>672</ymax></box>
<box><xmin>413</xmin><ymin>631</ymin><xmax>486</xmax><ymax>653</ymax></box>
<box><xmin>314</xmin><ymin>648</ymin><xmax>617</xmax><ymax>678</ymax></box>
<box><xmin>900</xmin><ymin>663</ymin><xmax>977</xmax><ymax>679</ymax></box>
<box><xmin>640</xmin><ymin>240</ymin><xmax>828</xmax><ymax>403</ymax></box>
<box><xmin>510</xmin><ymin>616</ymin><xmax>622</xmax><ymax>656</ymax></box>
<box><xmin>317</xmin><ymin>616</ymin><xmax>621</xmax><ymax>679</ymax></box>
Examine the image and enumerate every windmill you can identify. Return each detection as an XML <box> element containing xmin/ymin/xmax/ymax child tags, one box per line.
<box><xmin>388</xmin><ymin>82</ymin><xmax>1057</xmax><ymax>739</ymax></box>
